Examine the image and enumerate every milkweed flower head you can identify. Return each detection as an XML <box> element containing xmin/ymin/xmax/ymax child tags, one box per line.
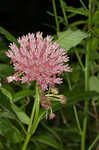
<box><xmin>6</xmin><ymin>32</ymin><xmax>71</xmax><ymax>91</ymax></box>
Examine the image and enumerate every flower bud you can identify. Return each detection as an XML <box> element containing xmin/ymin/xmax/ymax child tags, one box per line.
<box><xmin>7</xmin><ymin>76</ymin><xmax>15</xmax><ymax>83</ymax></box>
<box><xmin>41</xmin><ymin>95</ymin><xmax>52</xmax><ymax>110</ymax></box>
<box><xmin>51</xmin><ymin>87</ymin><xmax>59</xmax><ymax>94</ymax></box>
<box><xmin>60</xmin><ymin>95</ymin><xmax>66</xmax><ymax>104</ymax></box>
<box><xmin>49</xmin><ymin>113</ymin><xmax>56</xmax><ymax>119</ymax></box>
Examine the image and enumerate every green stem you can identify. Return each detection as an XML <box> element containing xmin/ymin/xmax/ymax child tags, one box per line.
<box><xmin>79</xmin><ymin>0</ymin><xmax>88</xmax><ymax>10</ymax></box>
<box><xmin>52</xmin><ymin>0</ymin><xmax>60</xmax><ymax>32</ymax></box>
<box><xmin>92</xmin><ymin>0</ymin><xmax>96</xmax><ymax>13</ymax></box>
<box><xmin>60</xmin><ymin>110</ymin><xmax>67</xmax><ymax>124</ymax></box>
<box><xmin>59</xmin><ymin>0</ymin><xmax>68</xmax><ymax>26</ymax></box>
<box><xmin>66</xmin><ymin>74</ymin><xmax>82</xmax><ymax>135</ymax></box>
<box><xmin>22</xmin><ymin>132</ymin><xmax>31</xmax><ymax>150</ymax></box>
<box><xmin>66</xmin><ymin>73</ymin><xmax>72</xmax><ymax>91</ymax></box>
<box><xmin>31</xmin><ymin>112</ymin><xmax>44</xmax><ymax>135</ymax></box>
<box><xmin>27</xmin><ymin>100</ymin><xmax>36</xmax><ymax>133</ymax></box>
<box><xmin>28</xmin><ymin>83</ymin><xmax>40</xmax><ymax>133</ymax></box>
<box><xmin>31</xmin><ymin>83</ymin><xmax>40</xmax><ymax>134</ymax></box>
<box><xmin>81</xmin><ymin>0</ymin><xmax>92</xmax><ymax>150</ymax></box>
<box><xmin>74</xmin><ymin>49</ymin><xmax>85</xmax><ymax>71</ymax></box>
<box><xmin>81</xmin><ymin>29</ymin><xmax>90</xmax><ymax>150</ymax></box>
<box><xmin>22</xmin><ymin>82</ymin><xmax>40</xmax><ymax>150</ymax></box>
<box><xmin>73</xmin><ymin>105</ymin><xmax>82</xmax><ymax>134</ymax></box>
<box><xmin>70</xmin><ymin>20</ymin><xmax>87</xmax><ymax>27</ymax></box>
<box><xmin>88</xmin><ymin>134</ymin><xmax>99</xmax><ymax>150</ymax></box>
<box><xmin>35</xmin><ymin>83</ymin><xmax>40</xmax><ymax>120</ymax></box>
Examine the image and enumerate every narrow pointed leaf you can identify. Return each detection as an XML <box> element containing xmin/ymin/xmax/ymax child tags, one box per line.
<box><xmin>13</xmin><ymin>90</ymin><xmax>33</xmax><ymax>102</ymax></box>
<box><xmin>11</xmin><ymin>104</ymin><xmax>30</xmax><ymax>125</ymax></box>
<box><xmin>0</xmin><ymin>64</ymin><xmax>14</xmax><ymax>77</ymax></box>
<box><xmin>0</xmin><ymin>87</ymin><xmax>13</xmax><ymax>102</ymax></box>
<box><xmin>0</xmin><ymin>26</ymin><xmax>20</xmax><ymax>47</ymax></box>
<box><xmin>0</xmin><ymin>118</ymin><xmax>23</xmax><ymax>143</ymax></box>
<box><xmin>35</xmin><ymin>135</ymin><xmax>61</xmax><ymax>149</ymax></box>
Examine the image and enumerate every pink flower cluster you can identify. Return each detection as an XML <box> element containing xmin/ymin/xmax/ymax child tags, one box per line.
<box><xmin>6</xmin><ymin>32</ymin><xmax>71</xmax><ymax>90</ymax></box>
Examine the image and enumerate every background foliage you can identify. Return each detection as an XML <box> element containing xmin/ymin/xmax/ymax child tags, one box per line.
<box><xmin>0</xmin><ymin>0</ymin><xmax>99</xmax><ymax>150</ymax></box>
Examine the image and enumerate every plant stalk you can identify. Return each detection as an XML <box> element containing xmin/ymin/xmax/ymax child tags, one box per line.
<box><xmin>22</xmin><ymin>132</ymin><xmax>31</xmax><ymax>150</ymax></box>
<box><xmin>81</xmin><ymin>0</ymin><xmax>92</xmax><ymax>149</ymax></box>
<box><xmin>80</xmin><ymin>0</ymin><xmax>88</xmax><ymax>10</ymax></box>
<box><xmin>66</xmin><ymin>74</ymin><xmax>82</xmax><ymax>135</ymax></box>
<box><xmin>74</xmin><ymin>49</ymin><xmax>85</xmax><ymax>71</ymax></box>
<box><xmin>22</xmin><ymin>82</ymin><xmax>40</xmax><ymax>150</ymax></box>
<box><xmin>59</xmin><ymin>0</ymin><xmax>68</xmax><ymax>26</ymax></box>
<box><xmin>88</xmin><ymin>134</ymin><xmax>99</xmax><ymax>150</ymax></box>
<box><xmin>52</xmin><ymin>0</ymin><xmax>60</xmax><ymax>32</ymax></box>
<box><xmin>73</xmin><ymin>105</ymin><xmax>82</xmax><ymax>134</ymax></box>
<box><xmin>27</xmin><ymin>100</ymin><xmax>37</xmax><ymax>133</ymax></box>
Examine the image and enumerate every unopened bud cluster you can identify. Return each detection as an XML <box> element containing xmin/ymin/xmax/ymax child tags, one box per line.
<box><xmin>40</xmin><ymin>87</ymin><xmax>67</xmax><ymax>119</ymax></box>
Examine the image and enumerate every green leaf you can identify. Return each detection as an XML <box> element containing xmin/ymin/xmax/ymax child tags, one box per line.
<box><xmin>41</xmin><ymin>122</ymin><xmax>62</xmax><ymax>144</ymax></box>
<box><xmin>54</xmin><ymin>127</ymin><xmax>80</xmax><ymax>142</ymax></box>
<box><xmin>55</xmin><ymin>127</ymin><xmax>79</xmax><ymax>134</ymax></box>
<box><xmin>0</xmin><ymin>37</ymin><xmax>7</xmax><ymax>50</ymax></box>
<box><xmin>0</xmin><ymin>118</ymin><xmax>23</xmax><ymax>143</ymax></box>
<box><xmin>67</xmin><ymin>89</ymin><xmax>99</xmax><ymax>103</ymax></box>
<box><xmin>0</xmin><ymin>64</ymin><xmax>14</xmax><ymax>77</ymax></box>
<box><xmin>0</xmin><ymin>91</ymin><xmax>12</xmax><ymax>111</ymax></box>
<box><xmin>0</xmin><ymin>49</ymin><xmax>9</xmax><ymax>63</ymax></box>
<box><xmin>11</xmin><ymin>104</ymin><xmax>30</xmax><ymax>125</ymax></box>
<box><xmin>0</xmin><ymin>26</ymin><xmax>20</xmax><ymax>47</ymax></box>
<box><xmin>0</xmin><ymin>111</ymin><xmax>16</xmax><ymax>120</ymax></box>
<box><xmin>70</xmin><ymin>20</ymin><xmax>87</xmax><ymax>27</ymax></box>
<box><xmin>93</xmin><ymin>10</ymin><xmax>99</xmax><ymax>26</ymax></box>
<box><xmin>70</xmin><ymin>65</ymin><xmax>81</xmax><ymax>83</ymax></box>
<box><xmin>89</xmin><ymin>76</ymin><xmax>99</xmax><ymax>93</ymax></box>
<box><xmin>35</xmin><ymin>135</ymin><xmax>61</xmax><ymax>149</ymax></box>
<box><xmin>0</xmin><ymin>141</ymin><xmax>4</xmax><ymax>149</ymax></box>
<box><xmin>65</xmin><ymin>7</ymin><xmax>88</xmax><ymax>16</ymax></box>
<box><xmin>0</xmin><ymin>87</ymin><xmax>13</xmax><ymax>102</ymax></box>
<box><xmin>13</xmin><ymin>90</ymin><xmax>33</xmax><ymax>102</ymax></box>
<box><xmin>57</xmin><ymin>29</ymin><xmax>88</xmax><ymax>51</ymax></box>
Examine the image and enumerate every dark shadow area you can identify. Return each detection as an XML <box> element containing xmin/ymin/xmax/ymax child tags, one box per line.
<box><xmin>0</xmin><ymin>0</ymin><xmax>54</xmax><ymax>36</ymax></box>
<box><xmin>0</xmin><ymin>0</ymin><xmax>88</xmax><ymax>36</ymax></box>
